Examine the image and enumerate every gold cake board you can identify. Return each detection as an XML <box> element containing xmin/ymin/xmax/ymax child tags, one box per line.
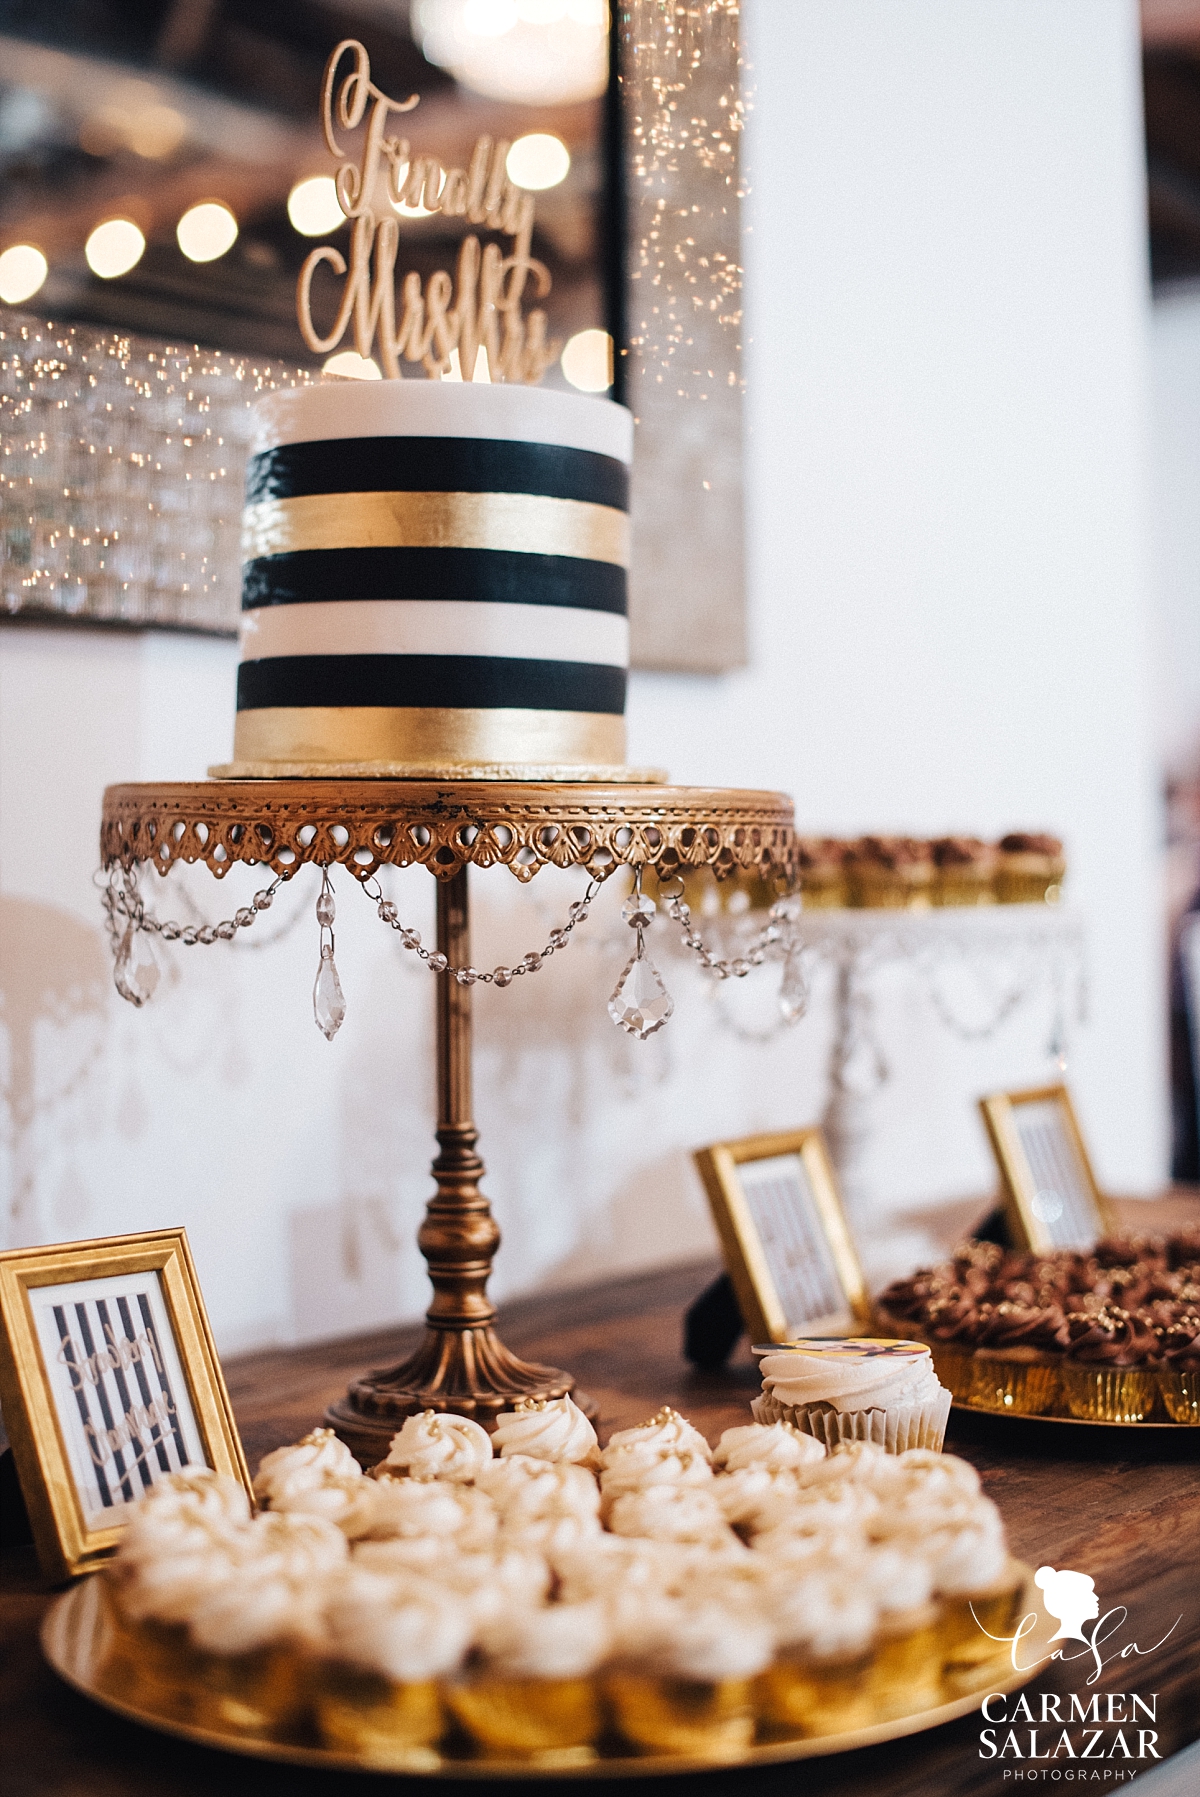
<box><xmin>208</xmin><ymin>762</ymin><xmax>668</xmax><ymax>783</ymax></box>
<box><xmin>44</xmin><ymin>1566</ymin><xmax>1050</xmax><ymax>1779</ymax></box>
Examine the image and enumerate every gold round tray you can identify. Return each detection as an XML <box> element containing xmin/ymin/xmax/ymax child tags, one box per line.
<box><xmin>43</xmin><ymin>1566</ymin><xmax>1050</xmax><ymax>1780</ymax></box>
<box><xmin>951</xmin><ymin>1400</ymin><xmax>1194</xmax><ymax>1431</ymax></box>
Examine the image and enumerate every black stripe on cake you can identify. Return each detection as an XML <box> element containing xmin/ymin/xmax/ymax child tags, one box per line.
<box><xmin>242</xmin><ymin>549</ymin><xmax>627</xmax><ymax>616</ymax></box>
<box><xmin>246</xmin><ymin>439</ymin><xmax>629</xmax><ymax>511</ymax></box>
<box><xmin>237</xmin><ymin>655</ymin><xmax>627</xmax><ymax>715</ymax></box>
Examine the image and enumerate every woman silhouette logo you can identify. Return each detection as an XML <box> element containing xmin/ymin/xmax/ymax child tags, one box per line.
<box><xmin>1034</xmin><ymin>1566</ymin><xmax>1100</xmax><ymax>1642</ymax></box>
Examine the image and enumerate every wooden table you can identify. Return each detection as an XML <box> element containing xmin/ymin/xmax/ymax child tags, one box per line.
<box><xmin>3</xmin><ymin>1196</ymin><xmax>1199</xmax><ymax>1796</ymax></box>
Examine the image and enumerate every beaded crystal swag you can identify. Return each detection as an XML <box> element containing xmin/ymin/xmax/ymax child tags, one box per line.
<box><xmin>101</xmin><ymin>859</ymin><xmax>805</xmax><ymax>1043</ymax></box>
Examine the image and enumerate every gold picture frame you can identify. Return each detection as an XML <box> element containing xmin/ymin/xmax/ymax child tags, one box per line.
<box><xmin>693</xmin><ymin>1128</ymin><xmax>872</xmax><ymax>1346</ymax></box>
<box><xmin>979</xmin><ymin>1083</ymin><xmax>1117</xmax><ymax>1253</ymax></box>
<box><xmin>0</xmin><ymin>1228</ymin><xmax>250</xmax><ymax>1583</ymax></box>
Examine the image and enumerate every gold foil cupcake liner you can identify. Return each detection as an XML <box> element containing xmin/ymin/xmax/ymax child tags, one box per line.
<box><xmin>605</xmin><ymin>1672</ymin><xmax>755</xmax><ymax>1757</ymax></box>
<box><xmin>1157</xmin><ymin>1370</ymin><xmax>1200</xmax><ymax>1425</ymax></box>
<box><xmin>446</xmin><ymin>1675</ymin><xmax>601</xmax><ymax>1761</ymax></box>
<box><xmin>189</xmin><ymin>1644</ymin><xmax>309</xmax><ymax>1739</ymax></box>
<box><xmin>967</xmin><ymin>1356</ymin><xmax>1060</xmax><ymax>1416</ymax></box>
<box><xmin>754</xmin><ymin>1654</ymin><xmax>875</xmax><ymax>1736</ymax></box>
<box><xmin>940</xmin><ymin>1571</ymin><xmax>1025</xmax><ymax>1676</ymax></box>
<box><xmin>868</xmin><ymin>1621</ymin><xmax>945</xmax><ymax>1720</ymax></box>
<box><xmin>1060</xmin><ymin>1366</ymin><xmax>1160</xmax><ymax>1423</ymax></box>
<box><xmin>927</xmin><ymin>1342</ymin><xmax>976</xmax><ymax>1401</ymax></box>
<box><xmin>315</xmin><ymin>1668</ymin><xmax>444</xmax><ymax>1766</ymax></box>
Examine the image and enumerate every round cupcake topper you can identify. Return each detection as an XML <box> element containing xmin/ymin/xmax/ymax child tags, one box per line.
<box><xmin>752</xmin><ymin>1337</ymin><xmax>931</xmax><ymax>1360</ymax></box>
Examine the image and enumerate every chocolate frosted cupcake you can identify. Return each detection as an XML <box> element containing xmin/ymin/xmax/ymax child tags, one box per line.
<box><xmin>754</xmin><ymin>1339</ymin><xmax>951</xmax><ymax>1453</ymax></box>
<box><xmin>995</xmin><ymin>833</ymin><xmax>1065</xmax><ymax>904</ymax></box>
<box><xmin>1157</xmin><ymin>1316</ymin><xmax>1200</xmax><ymax>1424</ymax></box>
<box><xmin>931</xmin><ymin>837</ymin><xmax>998</xmax><ymax>908</ymax></box>
<box><xmin>1060</xmin><ymin>1308</ymin><xmax>1162</xmax><ymax>1421</ymax></box>
<box><xmin>845</xmin><ymin>838</ymin><xmax>934</xmax><ymax>910</ymax></box>
<box><xmin>968</xmin><ymin>1302</ymin><xmax>1068</xmax><ymax>1416</ymax></box>
<box><xmin>797</xmin><ymin>838</ymin><xmax>849</xmax><ymax>910</ymax></box>
<box><xmin>874</xmin><ymin>1253</ymin><xmax>1000</xmax><ymax>1400</ymax></box>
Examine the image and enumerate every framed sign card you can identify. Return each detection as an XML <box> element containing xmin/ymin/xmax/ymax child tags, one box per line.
<box><xmin>979</xmin><ymin>1083</ymin><xmax>1117</xmax><ymax>1253</ymax></box>
<box><xmin>694</xmin><ymin>1128</ymin><xmax>872</xmax><ymax>1346</ymax></box>
<box><xmin>0</xmin><ymin>1229</ymin><xmax>249</xmax><ymax>1582</ymax></box>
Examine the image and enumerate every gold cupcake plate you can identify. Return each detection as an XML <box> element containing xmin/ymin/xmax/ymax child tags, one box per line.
<box><xmin>951</xmin><ymin>1403</ymin><xmax>1188</xmax><ymax>1432</ymax></box>
<box><xmin>43</xmin><ymin>1566</ymin><xmax>1053</xmax><ymax>1780</ymax></box>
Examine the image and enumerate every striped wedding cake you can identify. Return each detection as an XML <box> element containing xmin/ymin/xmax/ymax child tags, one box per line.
<box><xmin>216</xmin><ymin>379</ymin><xmax>640</xmax><ymax>779</ymax></box>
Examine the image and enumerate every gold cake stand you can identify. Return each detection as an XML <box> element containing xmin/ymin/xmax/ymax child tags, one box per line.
<box><xmin>100</xmin><ymin>779</ymin><xmax>797</xmax><ymax>1461</ymax></box>
<box><xmin>43</xmin><ymin>1565</ymin><xmax>1051</xmax><ymax>1778</ymax></box>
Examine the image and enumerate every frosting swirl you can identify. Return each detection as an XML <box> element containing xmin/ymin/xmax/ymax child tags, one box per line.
<box><xmin>477</xmin><ymin>1601</ymin><xmax>610</xmax><ymax>1678</ymax></box>
<box><xmin>713</xmin><ymin>1423</ymin><xmax>827</xmax><ymax>1473</ymax></box>
<box><xmin>761</xmin><ymin>1567</ymin><xmax>877</xmax><ymax>1661</ymax></box>
<box><xmin>477</xmin><ymin>1457</ymin><xmax>600</xmax><ymax>1524</ymax></box>
<box><xmin>618</xmin><ymin>1599</ymin><xmax>772</xmax><ymax>1680</ymax></box>
<box><xmin>599</xmin><ymin>1446</ymin><xmax>713</xmax><ymax>1504</ymax></box>
<box><xmin>324</xmin><ymin>1566</ymin><xmax>473</xmax><ymax>1681</ymax></box>
<box><xmin>490</xmin><ymin>1396</ymin><xmax>600</xmax><ymax>1469</ymax></box>
<box><xmin>602</xmin><ymin>1407</ymin><xmax>712</xmax><ymax>1464</ymax></box>
<box><xmin>376</xmin><ymin>1410</ymin><xmax>493</xmax><ymax>1483</ymax></box>
<box><xmin>606</xmin><ymin>1483</ymin><xmax>731</xmax><ymax>1544</ymax></box>
<box><xmin>758</xmin><ymin>1340</ymin><xmax>943</xmax><ymax>1414</ymax></box>
<box><xmin>253</xmin><ymin>1428</ymin><xmax>362</xmax><ymax>1511</ymax></box>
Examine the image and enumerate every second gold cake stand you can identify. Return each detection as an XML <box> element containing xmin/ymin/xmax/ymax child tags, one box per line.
<box><xmin>101</xmin><ymin>779</ymin><xmax>797</xmax><ymax>1462</ymax></box>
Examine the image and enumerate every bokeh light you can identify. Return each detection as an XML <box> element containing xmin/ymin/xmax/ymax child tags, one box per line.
<box><xmin>323</xmin><ymin>351</ymin><xmax>382</xmax><ymax>380</ymax></box>
<box><xmin>506</xmin><ymin>133</ymin><xmax>570</xmax><ymax>191</ymax></box>
<box><xmin>84</xmin><ymin>219</ymin><xmax>146</xmax><ymax>280</ymax></box>
<box><xmin>561</xmin><ymin>328</ymin><xmax>612</xmax><ymax>392</ymax></box>
<box><xmin>288</xmin><ymin>177</ymin><xmax>344</xmax><ymax>237</ymax></box>
<box><xmin>177</xmin><ymin>202</ymin><xmax>238</xmax><ymax>264</ymax></box>
<box><xmin>0</xmin><ymin>244</ymin><xmax>48</xmax><ymax>305</ymax></box>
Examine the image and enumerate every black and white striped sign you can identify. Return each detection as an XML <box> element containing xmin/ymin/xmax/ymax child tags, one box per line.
<box><xmin>30</xmin><ymin>1270</ymin><xmax>209</xmax><ymax>1526</ymax></box>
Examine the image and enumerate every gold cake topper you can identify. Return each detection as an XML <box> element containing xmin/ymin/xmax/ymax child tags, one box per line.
<box><xmin>297</xmin><ymin>39</ymin><xmax>559</xmax><ymax>383</ymax></box>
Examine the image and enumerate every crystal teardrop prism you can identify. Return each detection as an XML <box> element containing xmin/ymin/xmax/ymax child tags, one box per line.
<box><xmin>778</xmin><ymin>951</ymin><xmax>809</xmax><ymax>1024</ymax></box>
<box><xmin>114</xmin><ymin>926</ymin><xmax>161</xmax><ymax>1006</ymax></box>
<box><xmin>313</xmin><ymin>943</ymin><xmax>346</xmax><ymax>1040</ymax></box>
<box><xmin>608</xmin><ymin>948</ymin><xmax>674</xmax><ymax>1038</ymax></box>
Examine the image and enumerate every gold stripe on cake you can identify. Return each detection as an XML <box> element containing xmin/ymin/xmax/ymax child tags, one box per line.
<box><xmin>232</xmin><ymin>706</ymin><xmax>627</xmax><ymax>768</ymax></box>
<box><xmin>241</xmin><ymin>492</ymin><xmax>630</xmax><ymax>568</ymax></box>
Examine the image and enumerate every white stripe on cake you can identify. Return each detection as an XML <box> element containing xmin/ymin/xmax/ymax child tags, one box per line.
<box><xmin>238</xmin><ymin>600</ymin><xmax>630</xmax><ymax>668</ymax></box>
<box><xmin>253</xmin><ymin>381</ymin><xmax>633</xmax><ymax>463</ymax></box>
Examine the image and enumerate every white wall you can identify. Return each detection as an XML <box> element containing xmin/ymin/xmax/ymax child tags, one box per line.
<box><xmin>0</xmin><ymin>0</ymin><xmax>1168</xmax><ymax>1353</ymax></box>
<box><xmin>1149</xmin><ymin>285</ymin><xmax>1200</xmax><ymax>781</ymax></box>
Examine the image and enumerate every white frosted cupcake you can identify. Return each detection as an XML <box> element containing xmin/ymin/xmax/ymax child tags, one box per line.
<box><xmin>491</xmin><ymin>1396</ymin><xmax>601</xmax><ymax>1470</ymax></box>
<box><xmin>183</xmin><ymin>1513</ymin><xmax>347</xmax><ymax>1738</ymax></box>
<box><xmin>602</xmin><ymin>1407</ymin><xmax>712</xmax><ymax>1464</ymax></box>
<box><xmin>606</xmin><ymin>1483</ymin><xmax>733</xmax><ymax>1546</ymax></box>
<box><xmin>755</xmin><ymin>1339</ymin><xmax>951</xmax><ymax>1453</ymax></box>
<box><xmin>912</xmin><ymin>1502</ymin><xmax>1022</xmax><ymax>1676</ymax></box>
<box><xmin>606</xmin><ymin>1597</ymin><xmax>772</xmax><ymax>1756</ymax></box>
<box><xmin>856</xmin><ymin>1546</ymin><xmax>943</xmax><ymax>1718</ymax></box>
<box><xmin>599</xmin><ymin>1445</ymin><xmax>712</xmax><ymax>1510</ymax></box>
<box><xmin>712</xmin><ymin>1422</ymin><xmax>827</xmax><ymax>1473</ymax></box>
<box><xmin>447</xmin><ymin>1602</ymin><xmax>610</xmax><ymax>1763</ymax></box>
<box><xmin>477</xmin><ymin>1456</ymin><xmax>600</xmax><ymax>1525</ymax></box>
<box><xmin>103</xmin><ymin>1483</ymin><xmax>251</xmax><ymax>1719</ymax></box>
<box><xmin>315</xmin><ymin>1565</ymin><xmax>472</xmax><ymax>1765</ymax></box>
<box><xmin>358</xmin><ymin>1477</ymin><xmax>498</xmax><ymax>1548</ymax></box>
<box><xmin>253</xmin><ymin>1428</ymin><xmax>363</xmax><ymax>1515</ymax></box>
<box><xmin>374</xmin><ymin>1410</ymin><xmax>493</xmax><ymax>1484</ymax></box>
<box><xmin>754</xmin><ymin>1564</ymin><xmax>879</xmax><ymax>1735</ymax></box>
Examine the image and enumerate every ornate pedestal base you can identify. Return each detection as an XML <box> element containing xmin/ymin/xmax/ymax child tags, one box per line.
<box><xmin>323</xmin><ymin>866</ymin><xmax>582</xmax><ymax>1462</ymax></box>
